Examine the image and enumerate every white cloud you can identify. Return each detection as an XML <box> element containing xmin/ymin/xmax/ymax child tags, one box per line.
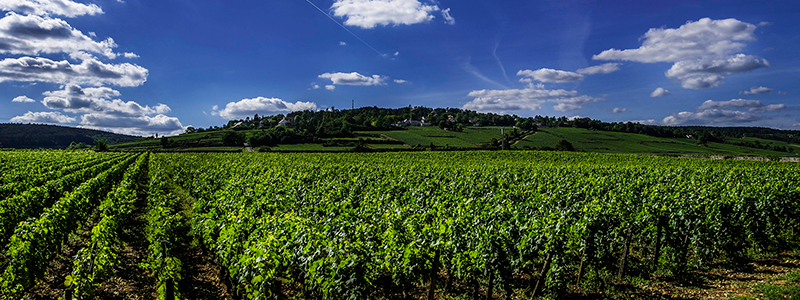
<box><xmin>123</xmin><ymin>52</ymin><xmax>139</xmax><ymax>59</ymax></box>
<box><xmin>339</xmin><ymin>41</ymin><xmax>347</xmax><ymax>46</ymax></box>
<box><xmin>665</xmin><ymin>54</ymin><xmax>769</xmax><ymax>89</ymax></box>
<box><xmin>552</xmin><ymin>95</ymin><xmax>603</xmax><ymax>112</ymax></box>
<box><xmin>740</xmin><ymin>86</ymin><xmax>773</xmax><ymax>95</ymax></box>
<box><xmin>311</xmin><ymin>83</ymin><xmax>320</xmax><ymax>89</ymax></box>
<box><xmin>576</xmin><ymin>63</ymin><xmax>620</xmax><ymax>75</ymax></box>
<box><xmin>594</xmin><ymin>18</ymin><xmax>758</xmax><ymax>63</ymax></box>
<box><xmin>393</xmin><ymin>79</ymin><xmax>407</xmax><ymax>84</ymax></box>
<box><xmin>663</xmin><ymin>109</ymin><xmax>761</xmax><ymax>125</ymax></box>
<box><xmin>0</xmin><ymin>56</ymin><xmax>148</xmax><ymax>87</ymax></box>
<box><xmin>10</xmin><ymin>110</ymin><xmax>75</xmax><ymax>123</ymax></box>
<box><xmin>650</xmin><ymin>87</ymin><xmax>671</xmax><ymax>97</ymax></box>
<box><xmin>463</xmin><ymin>83</ymin><xmax>600</xmax><ymax>112</ymax></box>
<box><xmin>0</xmin><ymin>13</ymin><xmax>119</xmax><ymax>58</ymax></box>
<box><xmin>593</xmin><ymin>18</ymin><xmax>767</xmax><ymax>90</ymax></box>
<box><xmin>325</xmin><ymin>85</ymin><xmax>336</xmax><ymax>91</ymax></box>
<box><xmin>0</xmin><ymin>0</ymin><xmax>103</xmax><ymax>17</ymax></box>
<box><xmin>657</xmin><ymin>97</ymin><xmax>788</xmax><ymax>126</ymax></box>
<box><xmin>517</xmin><ymin>68</ymin><xmax>584</xmax><ymax>83</ymax></box>
<box><xmin>613</xmin><ymin>107</ymin><xmax>627</xmax><ymax>113</ymax></box>
<box><xmin>631</xmin><ymin>119</ymin><xmax>659</xmax><ymax>125</ymax></box>
<box><xmin>331</xmin><ymin>0</ymin><xmax>442</xmax><ymax>29</ymax></box>
<box><xmin>79</xmin><ymin>113</ymin><xmax>183</xmax><ymax>136</ymax></box>
<box><xmin>319</xmin><ymin>71</ymin><xmax>388</xmax><ymax>86</ymax></box>
<box><xmin>12</xmin><ymin>95</ymin><xmax>35</xmax><ymax>102</ymax></box>
<box><xmin>213</xmin><ymin>97</ymin><xmax>318</xmax><ymax>119</ymax></box>
<box><xmin>441</xmin><ymin>7</ymin><xmax>455</xmax><ymax>25</ymax></box>
<box><xmin>41</xmin><ymin>84</ymin><xmax>169</xmax><ymax>116</ymax></box>
<box><xmin>19</xmin><ymin>84</ymin><xmax>184</xmax><ymax>135</ymax></box>
<box><xmin>697</xmin><ymin>99</ymin><xmax>786</xmax><ymax>112</ymax></box>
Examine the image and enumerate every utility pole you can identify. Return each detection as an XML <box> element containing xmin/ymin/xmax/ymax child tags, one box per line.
<box><xmin>352</xmin><ymin>99</ymin><xmax>354</xmax><ymax>110</ymax></box>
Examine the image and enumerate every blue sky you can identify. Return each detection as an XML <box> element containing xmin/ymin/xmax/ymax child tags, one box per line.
<box><xmin>1</xmin><ymin>0</ymin><xmax>799</xmax><ymax>135</ymax></box>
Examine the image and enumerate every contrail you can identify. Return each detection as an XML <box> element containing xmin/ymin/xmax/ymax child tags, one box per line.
<box><xmin>493</xmin><ymin>39</ymin><xmax>512</xmax><ymax>85</ymax></box>
<box><xmin>303</xmin><ymin>0</ymin><xmax>385</xmax><ymax>57</ymax></box>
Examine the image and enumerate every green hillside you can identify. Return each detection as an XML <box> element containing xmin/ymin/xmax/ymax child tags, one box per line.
<box><xmin>0</xmin><ymin>124</ymin><xmax>139</xmax><ymax>149</ymax></box>
<box><xmin>109</xmin><ymin>124</ymin><xmax>799</xmax><ymax>158</ymax></box>
<box><xmin>514</xmin><ymin>127</ymin><xmax>797</xmax><ymax>156</ymax></box>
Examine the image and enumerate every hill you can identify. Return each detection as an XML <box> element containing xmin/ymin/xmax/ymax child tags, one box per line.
<box><xmin>0</xmin><ymin>124</ymin><xmax>140</xmax><ymax>149</ymax></box>
<box><xmin>109</xmin><ymin>106</ymin><xmax>800</xmax><ymax>157</ymax></box>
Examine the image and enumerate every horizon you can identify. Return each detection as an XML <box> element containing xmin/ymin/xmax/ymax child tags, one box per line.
<box><xmin>1</xmin><ymin>0</ymin><xmax>799</xmax><ymax>136</ymax></box>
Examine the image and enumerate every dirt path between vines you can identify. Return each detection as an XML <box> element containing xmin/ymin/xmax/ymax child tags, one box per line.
<box><xmin>570</xmin><ymin>252</ymin><xmax>800</xmax><ymax>300</ymax></box>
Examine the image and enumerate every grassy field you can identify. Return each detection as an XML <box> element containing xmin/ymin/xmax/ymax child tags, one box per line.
<box><xmin>357</xmin><ymin>126</ymin><xmax>507</xmax><ymax>148</ymax></box>
<box><xmin>268</xmin><ymin>143</ymin><xmax>352</xmax><ymax>152</ymax></box>
<box><xmin>108</xmin><ymin>126</ymin><xmax>799</xmax><ymax>157</ymax></box>
<box><xmin>514</xmin><ymin>127</ymin><xmax>798</xmax><ymax>156</ymax></box>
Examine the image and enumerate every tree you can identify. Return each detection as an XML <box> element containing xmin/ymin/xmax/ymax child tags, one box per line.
<box><xmin>185</xmin><ymin>126</ymin><xmax>197</xmax><ymax>134</ymax></box>
<box><xmin>95</xmin><ymin>139</ymin><xmax>108</xmax><ymax>152</ymax></box>
<box><xmin>555</xmin><ymin>139</ymin><xmax>575</xmax><ymax>151</ymax></box>
<box><xmin>161</xmin><ymin>137</ymin><xmax>172</xmax><ymax>148</ymax></box>
<box><xmin>223</xmin><ymin>131</ymin><xmax>245</xmax><ymax>146</ymax></box>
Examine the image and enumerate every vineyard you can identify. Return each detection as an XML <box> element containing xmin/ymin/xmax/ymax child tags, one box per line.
<box><xmin>0</xmin><ymin>150</ymin><xmax>798</xmax><ymax>299</ymax></box>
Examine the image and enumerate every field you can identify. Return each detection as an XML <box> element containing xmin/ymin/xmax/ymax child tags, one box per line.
<box><xmin>514</xmin><ymin>128</ymin><xmax>798</xmax><ymax>156</ymax></box>
<box><xmin>1</xmin><ymin>150</ymin><xmax>799</xmax><ymax>299</ymax></box>
<box><xmin>107</xmin><ymin>126</ymin><xmax>800</xmax><ymax>158</ymax></box>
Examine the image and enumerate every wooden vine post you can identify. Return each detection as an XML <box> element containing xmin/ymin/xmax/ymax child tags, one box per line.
<box><xmin>618</xmin><ymin>226</ymin><xmax>632</xmax><ymax>281</ymax></box>
<box><xmin>427</xmin><ymin>250</ymin><xmax>440</xmax><ymax>300</ymax></box>
<box><xmin>531</xmin><ymin>250</ymin><xmax>553</xmax><ymax>298</ymax></box>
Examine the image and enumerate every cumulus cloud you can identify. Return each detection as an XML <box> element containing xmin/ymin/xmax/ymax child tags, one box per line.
<box><xmin>339</xmin><ymin>41</ymin><xmax>347</xmax><ymax>46</ymax></box>
<box><xmin>0</xmin><ymin>56</ymin><xmax>148</xmax><ymax>87</ymax></box>
<box><xmin>16</xmin><ymin>85</ymin><xmax>184</xmax><ymax>135</ymax></box>
<box><xmin>12</xmin><ymin>95</ymin><xmax>35</xmax><ymax>102</ymax></box>
<box><xmin>0</xmin><ymin>0</ymin><xmax>103</xmax><ymax>17</ymax></box>
<box><xmin>331</xmin><ymin>0</ymin><xmax>448</xmax><ymax>29</ymax></box>
<box><xmin>319</xmin><ymin>71</ymin><xmax>388</xmax><ymax>86</ymax></box>
<box><xmin>552</xmin><ymin>95</ymin><xmax>603</xmax><ymax>112</ymax></box>
<box><xmin>0</xmin><ymin>13</ymin><xmax>118</xmax><ymax>58</ymax></box>
<box><xmin>325</xmin><ymin>85</ymin><xmax>336</xmax><ymax>91</ymax></box>
<box><xmin>393</xmin><ymin>79</ymin><xmax>407</xmax><ymax>84</ymax></box>
<box><xmin>663</xmin><ymin>109</ymin><xmax>762</xmax><ymax>125</ymax></box>
<box><xmin>213</xmin><ymin>97</ymin><xmax>318</xmax><ymax>119</ymax></box>
<box><xmin>576</xmin><ymin>63</ymin><xmax>621</xmax><ymax>75</ymax></box>
<box><xmin>650</xmin><ymin>87</ymin><xmax>671</xmax><ymax>97</ymax></box>
<box><xmin>10</xmin><ymin>110</ymin><xmax>75</xmax><ymax>123</ymax></box>
<box><xmin>593</xmin><ymin>18</ymin><xmax>767</xmax><ymax>89</ymax></box>
<box><xmin>123</xmin><ymin>52</ymin><xmax>139</xmax><ymax>59</ymax></box>
<box><xmin>697</xmin><ymin>99</ymin><xmax>786</xmax><ymax>112</ymax></box>
<box><xmin>659</xmin><ymin>97</ymin><xmax>788</xmax><ymax>126</ymax></box>
<box><xmin>631</xmin><ymin>119</ymin><xmax>659</xmax><ymax>125</ymax></box>
<box><xmin>740</xmin><ymin>86</ymin><xmax>773</xmax><ymax>95</ymax></box>
<box><xmin>41</xmin><ymin>84</ymin><xmax>170</xmax><ymax>116</ymax></box>
<box><xmin>517</xmin><ymin>68</ymin><xmax>584</xmax><ymax>83</ymax></box>
<box><xmin>665</xmin><ymin>54</ymin><xmax>769</xmax><ymax>89</ymax></box>
<box><xmin>594</xmin><ymin>18</ymin><xmax>758</xmax><ymax>63</ymax></box>
<box><xmin>79</xmin><ymin>113</ymin><xmax>183</xmax><ymax>136</ymax></box>
<box><xmin>463</xmin><ymin>83</ymin><xmax>600</xmax><ymax>112</ymax></box>
<box><xmin>613</xmin><ymin>107</ymin><xmax>627</xmax><ymax>113</ymax></box>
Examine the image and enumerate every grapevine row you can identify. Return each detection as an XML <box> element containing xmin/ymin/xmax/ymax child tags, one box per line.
<box><xmin>66</xmin><ymin>153</ymin><xmax>149</xmax><ymax>299</ymax></box>
<box><xmin>158</xmin><ymin>152</ymin><xmax>799</xmax><ymax>299</ymax></box>
<box><xmin>142</xmin><ymin>156</ymin><xmax>185</xmax><ymax>300</ymax></box>
<box><xmin>0</xmin><ymin>154</ymin><xmax>137</xmax><ymax>296</ymax></box>
<box><xmin>0</xmin><ymin>154</ymin><xmax>130</xmax><ymax>246</ymax></box>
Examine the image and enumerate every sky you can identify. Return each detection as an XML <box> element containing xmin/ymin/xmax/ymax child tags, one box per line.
<box><xmin>1</xmin><ymin>0</ymin><xmax>799</xmax><ymax>136</ymax></box>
